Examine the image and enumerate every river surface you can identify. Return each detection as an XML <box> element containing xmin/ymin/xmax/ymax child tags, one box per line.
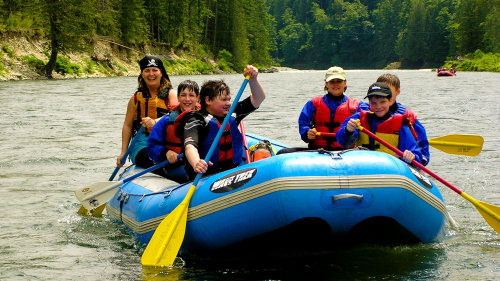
<box><xmin>0</xmin><ymin>70</ymin><xmax>499</xmax><ymax>280</ymax></box>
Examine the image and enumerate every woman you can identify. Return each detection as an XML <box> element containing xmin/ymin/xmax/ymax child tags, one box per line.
<box><xmin>117</xmin><ymin>55</ymin><xmax>177</xmax><ymax>168</ymax></box>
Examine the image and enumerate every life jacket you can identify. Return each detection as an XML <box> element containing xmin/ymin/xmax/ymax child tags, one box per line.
<box><xmin>199</xmin><ymin>113</ymin><xmax>244</xmax><ymax>174</ymax></box>
<box><xmin>248</xmin><ymin>140</ymin><xmax>275</xmax><ymax>162</ymax></box>
<box><xmin>132</xmin><ymin>90</ymin><xmax>170</xmax><ymax>135</ymax></box>
<box><xmin>310</xmin><ymin>96</ymin><xmax>360</xmax><ymax>150</ymax></box>
<box><xmin>165</xmin><ymin>107</ymin><xmax>183</xmax><ymax>154</ymax></box>
<box><xmin>358</xmin><ymin>110</ymin><xmax>404</xmax><ymax>156</ymax></box>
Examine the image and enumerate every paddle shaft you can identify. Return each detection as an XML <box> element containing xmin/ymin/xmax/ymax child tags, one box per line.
<box><xmin>358</xmin><ymin>126</ymin><xmax>462</xmax><ymax>194</ymax></box>
<box><xmin>317</xmin><ymin>132</ymin><xmax>482</xmax><ymax>156</ymax></box>
<box><xmin>109</xmin><ymin>125</ymin><xmax>146</xmax><ymax>181</ymax></box>
<box><xmin>359</xmin><ymin>125</ymin><xmax>500</xmax><ymax>225</ymax></box>
<box><xmin>240</xmin><ymin>121</ymin><xmax>251</xmax><ymax>164</ymax></box>
<box><xmin>82</xmin><ymin>156</ymin><xmax>179</xmax><ymax>201</ymax></box>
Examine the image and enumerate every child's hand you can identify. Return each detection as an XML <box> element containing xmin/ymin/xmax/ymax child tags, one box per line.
<box><xmin>402</xmin><ymin>150</ymin><xmax>415</xmax><ymax>163</ymax></box>
<box><xmin>346</xmin><ymin>119</ymin><xmax>359</xmax><ymax>133</ymax></box>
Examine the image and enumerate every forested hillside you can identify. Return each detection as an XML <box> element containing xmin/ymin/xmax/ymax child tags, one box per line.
<box><xmin>0</xmin><ymin>0</ymin><xmax>498</xmax><ymax>79</ymax></box>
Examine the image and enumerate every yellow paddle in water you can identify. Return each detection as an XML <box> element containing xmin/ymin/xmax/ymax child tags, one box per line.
<box><xmin>141</xmin><ymin>74</ymin><xmax>251</xmax><ymax>267</ymax></box>
<box><xmin>357</xmin><ymin>125</ymin><xmax>500</xmax><ymax>233</ymax></box>
<box><xmin>316</xmin><ymin>132</ymin><xmax>484</xmax><ymax>156</ymax></box>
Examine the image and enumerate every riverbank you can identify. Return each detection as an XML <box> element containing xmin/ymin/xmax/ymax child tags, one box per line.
<box><xmin>1</xmin><ymin>32</ymin><xmax>497</xmax><ymax>81</ymax></box>
<box><xmin>0</xmin><ymin>32</ymin><xmax>257</xmax><ymax>81</ymax></box>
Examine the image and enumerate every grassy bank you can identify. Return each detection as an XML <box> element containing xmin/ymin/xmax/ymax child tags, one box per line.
<box><xmin>442</xmin><ymin>50</ymin><xmax>500</xmax><ymax>72</ymax></box>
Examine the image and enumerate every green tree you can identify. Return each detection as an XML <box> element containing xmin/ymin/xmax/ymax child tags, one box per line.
<box><xmin>120</xmin><ymin>0</ymin><xmax>149</xmax><ymax>45</ymax></box>
<box><xmin>397</xmin><ymin>0</ymin><xmax>429</xmax><ymax>68</ymax></box>
<box><xmin>372</xmin><ymin>0</ymin><xmax>404</xmax><ymax>67</ymax></box>
<box><xmin>42</xmin><ymin>0</ymin><xmax>96</xmax><ymax>78</ymax></box>
<box><xmin>278</xmin><ymin>8</ymin><xmax>311</xmax><ymax>66</ymax></box>
<box><xmin>455</xmin><ymin>0</ymin><xmax>489</xmax><ymax>55</ymax></box>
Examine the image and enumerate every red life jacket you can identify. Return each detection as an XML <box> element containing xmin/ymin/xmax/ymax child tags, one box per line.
<box><xmin>310</xmin><ymin>96</ymin><xmax>360</xmax><ymax>150</ymax></box>
<box><xmin>358</xmin><ymin>110</ymin><xmax>404</xmax><ymax>156</ymax></box>
<box><xmin>165</xmin><ymin>107</ymin><xmax>184</xmax><ymax>154</ymax></box>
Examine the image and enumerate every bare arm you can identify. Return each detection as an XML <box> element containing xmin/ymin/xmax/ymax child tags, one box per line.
<box><xmin>185</xmin><ymin>144</ymin><xmax>209</xmax><ymax>174</ymax></box>
<box><xmin>244</xmin><ymin>65</ymin><xmax>266</xmax><ymax>108</ymax></box>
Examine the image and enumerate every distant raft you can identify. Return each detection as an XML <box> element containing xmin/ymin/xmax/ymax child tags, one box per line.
<box><xmin>437</xmin><ymin>70</ymin><xmax>456</xmax><ymax>76</ymax></box>
<box><xmin>106</xmin><ymin>133</ymin><xmax>447</xmax><ymax>254</ymax></box>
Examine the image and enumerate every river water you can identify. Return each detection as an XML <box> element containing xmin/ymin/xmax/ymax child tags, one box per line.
<box><xmin>0</xmin><ymin>70</ymin><xmax>499</xmax><ymax>280</ymax></box>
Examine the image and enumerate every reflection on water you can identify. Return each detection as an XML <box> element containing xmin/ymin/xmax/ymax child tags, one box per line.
<box><xmin>0</xmin><ymin>71</ymin><xmax>499</xmax><ymax>280</ymax></box>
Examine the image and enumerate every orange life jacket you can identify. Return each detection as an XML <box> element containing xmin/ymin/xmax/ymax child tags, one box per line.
<box><xmin>132</xmin><ymin>91</ymin><xmax>170</xmax><ymax>134</ymax></box>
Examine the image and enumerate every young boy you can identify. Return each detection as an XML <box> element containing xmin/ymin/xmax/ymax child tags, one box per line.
<box><xmin>336</xmin><ymin>82</ymin><xmax>423</xmax><ymax>164</ymax></box>
<box><xmin>182</xmin><ymin>65</ymin><xmax>265</xmax><ymax>180</ymax></box>
<box><xmin>147</xmin><ymin>80</ymin><xmax>200</xmax><ymax>181</ymax></box>
<box><xmin>376</xmin><ymin>73</ymin><xmax>430</xmax><ymax>165</ymax></box>
<box><xmin>298</xmin><ymin>66</ymin><xmax>369</xmax><ymax>151</ymax></box>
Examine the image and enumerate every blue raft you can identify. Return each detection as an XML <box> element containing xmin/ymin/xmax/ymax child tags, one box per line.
<box><xmin>106</xmin><ymin>134</ymin><xmax>447</xmax><ymax>253</ymax></box>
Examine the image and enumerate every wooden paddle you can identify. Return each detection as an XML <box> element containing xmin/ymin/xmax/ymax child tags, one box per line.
<box><xmin>75</xmin><ymin>158</ymin><xmax>176</xmax><ymax>212</ymax></box>
<box><xmin>316</xmin><ymin>132</ymin><xmax>484</xmax><ymax>156</ymax></box>
<box><xmin>141</xmin><ymin>75</ymin><xmax>251</xmax><ymax>267</ymax></box>
<box><xmin>357</xmin><ymin>125</ymin><xmax>500</xmax><ymax>233</ymax></box>
<box><xmin>78</xmin><ymin>125</ymin><xmax>147</xmax><ymax>215</ymax></box>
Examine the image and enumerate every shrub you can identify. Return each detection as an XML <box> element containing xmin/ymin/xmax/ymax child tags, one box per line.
<box><xmin>217</xmin><ymin>49</ymin><xmax>233</xmax><ymax>72</ymax></box>
<box><xmin>55</xmin><ymin>56</ymin><xmax>81</xmax><ymax>75</ymax></box>
<box><xmin>23</xmin><ymin>54</ymin><xmax>45</xmax><ymax>71</ymax></box>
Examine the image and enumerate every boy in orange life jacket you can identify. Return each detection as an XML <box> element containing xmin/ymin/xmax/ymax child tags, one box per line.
<box><xmin>147</xmin><ymin>80</ymin><xmax>200</xmax><ymax>181</ymax></box>
<box><xmin>298</xmin><ymin>66</ymin><xmax>369</xmax><ymax>151</ymax></box>
<box><xmin>376</xmin><ymin>73</ymin><xmax>430</xmax><ymax>165</ymax></box>
<box><xmin>337</xmin><ymin>82</ymin><xmax>424</xmax><ymax>164</ymax></box>
<box><xmin>182</xmin><ymin>65</ymin><xmax>265</xmax><ymax>180</ymax></box>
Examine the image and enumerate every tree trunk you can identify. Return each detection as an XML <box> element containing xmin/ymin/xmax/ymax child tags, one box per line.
<box><xmin>45</xmin><ymin>44</ymin><xmax>58</xmax><ymax>79</ymax></box>
<box><xmin>45</xmin><ymin>0</ymin><xmax>59</xmax><ymax>79</ymax></box>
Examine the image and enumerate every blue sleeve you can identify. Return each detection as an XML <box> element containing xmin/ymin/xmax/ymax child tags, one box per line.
<box><xmin>298</xmin><ymin>100</ymin><xmax>316</xmax><ymax>143</ymax></box>
<box><xmin>357</xmin><ymin>101</ymin><xmax>370</xmax><ymax>112</ymax></box>
<box><xmin>398</xmin><ymin>124</ymin><xmax>423</xmax><ymax>165</ymax></box>
<box><xmin>336</xmin><ymin>112</ymin><xmax>361</xmax><ymax>148</ymax></box>
<box><xmin>146</xmin><ymin>115</ymin><xmax>169</xmax><ymax>164</ymax></box>
<box><xmin>413</xmin><ymin>119</ymin><xmax>430</xmax><ymax>165</ymax></box>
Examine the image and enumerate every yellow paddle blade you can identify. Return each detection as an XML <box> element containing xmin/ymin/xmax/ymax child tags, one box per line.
<box><xmin>461</xmin><ymin>192</ymin><xmax>500</xmax><ymax>233</ymax></box>
<box><xmin>77</xmin><ymin>204</ymin><xmax>106</xmax><ymax>216</ymax></box>
<box><xmin>428</xmin><ymin>134</ymin><xmax>484</xmax><ymax>156</ymax></box>
<box><xmin>141</xmin><ymin>184</ymin><xmax>196</xmax><ymax>267</ymax></box>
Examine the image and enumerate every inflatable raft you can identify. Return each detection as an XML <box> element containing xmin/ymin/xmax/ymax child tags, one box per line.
<box><xmin>437</xmin><ymin>70</ymin><xmax>456</xmax><ymax>76</ymax></box>
<box><xmin>106</xmin><ymin>134</ymin><xmax>447</xmax><ymax>253</ymax></box>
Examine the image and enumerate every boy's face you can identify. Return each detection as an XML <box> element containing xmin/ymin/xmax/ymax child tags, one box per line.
<box><xmin>369</xmin><ymin>96</ymin><xmax>390</xmax><ymax>117</ymax></box>
<box><xmin>206</xmin><ymin>90</ymin><xmax>231</xmax><ymax>118</ymax></box>
<box><xmin>178</xmin><ymin>88</ymin><xmax>199</xmax><ymax>112</ymax></box>
<box><xmin>325</xmin><ymin>79</ymin><xmax>346</xmax><ymax>96</ymax></box>
<box><xmin>387</xmin><ymin>84</ymin><xmax>400</xmax><ymax>105</ymax></box>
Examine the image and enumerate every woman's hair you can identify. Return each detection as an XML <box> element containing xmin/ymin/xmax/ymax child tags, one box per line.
<box><xmin>137</xmin><ymin>75</ymin><xmax>172</xmax><ymax>98</ymax></box>
<box><xmin>177</xmin><ymin>80</ymin><xmax>200</xmax><ymax>97</ymax></box>
<box><xmin>200</xmin><ymin>80</ymin><xmax>230</xmax><ymax>109</ymax></box>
